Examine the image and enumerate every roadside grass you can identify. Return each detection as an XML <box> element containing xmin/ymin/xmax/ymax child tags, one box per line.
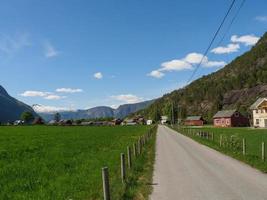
<box><xmin>123</xmin><ymin>128</ymin><xmax>156</xmax><ymax>200</ymax></box>
<box><xmin>0</xmin><ymin>125</ymin><xmax>155</xmax><ymax>200</ymax></box>
<box><xmin>171</xmin><ymin>125</ymin><xmax>267</xmax><ymax>172</ymax></box>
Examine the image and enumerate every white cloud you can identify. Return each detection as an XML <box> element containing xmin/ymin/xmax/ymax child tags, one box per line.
<box><xmin>211</xmin><ymin>43</ymin><xmax>240</xmax><ymax>54</ymax></box>
<box><xmin>32</xmin><ymin>104</ymin><xmax>75</xmax><ymax>113</ymax></box>
<box><xmin>111</xmin><ymin>94</ymin><xmax>143</xmax><ymax>104</ymax></box>
<box><xmin>44</xmin><ymin>41</ymin><xmax>59</xmax><ymax>58</ymax></box>
<box><xmin>160</xmin><ymin>59</ymin><xmax>192</xmax><ymax>72</ymax></box>
<box><xmin>148</xmin><ymin>52</ymin><xmax>226</xmax><ymax>78</ymax></box>
<box><xmin>255</xmin><ymin>16</ymin><xmax>267</xmax><ymax>22</ymax></box>
<box><xmin>94</xmin><ymin>72</ymin><xmax>103</xmax><ymax>79</ymax></box>
<box><xmin>231</xmin><ymin>35</ymin><xmax>260</xmax><ymax>46</ymax></box>
<box><xmin>56</xmin><ymin>88</ymin><xmax>83</xmax><ymax>93</ymax></box>
<box><xmin>20</xmin><ymin>91</ymin><xmax>51</xmax><ymax>97</ymax></box>
<box><xmin>20</xmin><ymin>90</ymin><xmax>65</xmax><ymax>100</ymax></box>
<box><xmin>183</xmin><ymin>52</ymin><xmax>208</xmax><ymax>64</ymax></box>
<box><xmin>202</xmin><ymin>61</ymin><xmax>227</xmax><ymax>68</ymax></box>
<box><xmin>44</xmin><ymin>95</ymin><xmax>66</xmax><ymax>100</ymax></box>
<box><xmin>147</xmin><ymin>70</ymin><xmax>165</xmax><ymax>78</ymax></box>
<box><xmin>0</xmin><ymin>33</ymin><xmax>30</xmax><ymax>56</ymax></box>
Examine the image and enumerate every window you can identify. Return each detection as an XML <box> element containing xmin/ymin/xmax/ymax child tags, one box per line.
<box><xmin>256</xmin><ymin>119</ymin><xmax>260</xmax><ymax>125</ymax></box>
<box><xmin>234</xmin><ymin>112</ymin><xmax>239</xmax><ymax>117</ymax></box>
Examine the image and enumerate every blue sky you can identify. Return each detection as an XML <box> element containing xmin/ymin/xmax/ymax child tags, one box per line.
<box><xmin>0</xmin><ymin>0</ymin><xmax>266</xmax><ymax>112</ymax></box>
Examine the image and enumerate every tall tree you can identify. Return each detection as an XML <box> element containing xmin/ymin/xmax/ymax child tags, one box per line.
<box><xmin>54</xmin><ymin>113</ymin><xmax>61</xmax><ymax>122</ymax></box>
<box><xmin>20</xmin><ymin>112</ymin><xmax>34</xmax><ymax>123</ymax></box>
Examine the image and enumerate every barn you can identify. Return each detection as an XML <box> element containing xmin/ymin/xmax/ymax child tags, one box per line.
<box><xmin>184</xmin><ymin>116</ymin><xmax>204</xmax><ymax>126</ymax></box>
<box><xmin>213</xmin><ymin>110</ymin><xmax>249</xmax><ymax>127</ymax></box>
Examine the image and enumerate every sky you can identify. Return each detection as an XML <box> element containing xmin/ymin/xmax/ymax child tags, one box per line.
<box><xmin>0</xmin><ymin>0</ymin><xmax>266</xmax><ymax>113</ymax></box>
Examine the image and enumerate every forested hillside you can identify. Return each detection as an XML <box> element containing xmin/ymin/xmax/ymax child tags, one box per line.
<box><xmin>139</xmin><ymin>32</ymin><xmax>267</xmax><ymax>122</ymax></box>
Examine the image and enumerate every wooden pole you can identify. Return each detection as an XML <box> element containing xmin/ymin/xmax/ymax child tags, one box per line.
<box><xmin>242</xmin><ymin>138</ymin><xmax>246</xmax><ymax>156</ymax></box>
<box><xmin>102</xmin><ymin>167</ymin><xmax>111</xmax><ymax>200</ymax></box>
<box><xmin>262</xmin><ymin>142</ymin><xmax>265</xmax><ymax>161</ymax></box>
<box><xmin>133</xmin><ymin>143</ymin><xmax>137</xmax><ymax>157</ymax></box>
<box><xmin>127</xmin><ymin>146</ymin><xmax>132</xmax><ymax>169</ymax></box>
<box><xmin>220</xmin><ymin>135</ymin><xmax>222</xmax><ymax>147</ymax></box>
<box><xmin>121</xmin><ymin>153</ymin><xmax>126</xmax><ymax>183</ymax></box>
<box><xmin>138</xmin><ymin>139</ymin><xmax>142</xmax><ymax>154</ymax></box>
<box><xmin>211</xmin><ymin>132</ymin><xmax>214</xmax><ymax>141</ymax></box>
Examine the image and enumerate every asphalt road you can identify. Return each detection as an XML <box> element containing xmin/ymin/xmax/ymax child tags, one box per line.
<box><xmin>150</xmin><ymin>125</ymin><xmax>267</xmax><ymax>200</ymax></box>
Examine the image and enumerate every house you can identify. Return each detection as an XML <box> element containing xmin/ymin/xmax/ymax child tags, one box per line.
<box><xmin>146</xmin><ymin>119</ymin><xmax>153</xmax><ymax>125</ymax></box>
<box><xmin>184</xmin><ymin>116</ymin><xmax>204</xmax><ymax>126</ymax></box>
<box><xmin>111</xmin><ymin>118</ymin><xmax>122</xmax><ymax>125</ymax></box>
<box><xmin>213</xmin><ymin>110</ymin><xmax>249</xmax><ymax>127</ymax></box>
<box><xmin>122</xmin><ymin>119</ymin><xmax>137</xmax><ymax>126</ymax></box>
<box><xmin>161</xmin><ymin>116</ymin><xmax>168</xmax><ymax>124</ymax></box>
<box><xmin>14</xmin><ymin>120</ymin><xmax>24</xmax><ymax>126</ymax></box>
<box><xmin>250</xmin><ymin>97</ymin><xmax>267</xmax><ymax>128</ymax></box>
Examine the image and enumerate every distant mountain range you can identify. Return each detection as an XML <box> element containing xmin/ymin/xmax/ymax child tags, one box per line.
<box><xmin>0</xmin><ymin>85</ymin><xmax>38</xmax><ymax>123</ymax></box>
<box><xmin>34</xmin><ymin>100</ymin><xmax>155</xmax><ymax>121</ymax></box>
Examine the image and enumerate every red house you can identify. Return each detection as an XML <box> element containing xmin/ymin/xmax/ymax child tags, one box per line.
<box><xmin>213</xmin><ymin>110</ymin><xmax>249</xmax><ymax>127</ymax></box>
<box><xmin>184</xmin><ymin>116</ymin><xmax>204</xmax><ymax>126</ymax></box>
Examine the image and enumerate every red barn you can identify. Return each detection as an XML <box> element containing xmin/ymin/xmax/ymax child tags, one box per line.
<box><xmin>184</xmin><ymin>116</ymin><xmax>204</xmax><ymax>126</ymax></box>
<box><xmin>213</xmin><ymin>110</ymin><xmax>249</xmax><ymax>127</ymax></box>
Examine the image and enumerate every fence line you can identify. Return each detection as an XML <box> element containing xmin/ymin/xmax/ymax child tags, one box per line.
<box><xmin>101</xmin><ymin>125</ymin><xmax>157</xmax><ymax>200</ymax></box>
<box><xmin>176</xmin><ymin>126</ymin><xmax>266</xmax><ymax>164</ymax></box>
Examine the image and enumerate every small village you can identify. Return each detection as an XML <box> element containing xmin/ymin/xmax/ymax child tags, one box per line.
<box><xmin>6</xmin><ymin>97</ymin><xmax>267</xmax><ymax>129</ymax></box>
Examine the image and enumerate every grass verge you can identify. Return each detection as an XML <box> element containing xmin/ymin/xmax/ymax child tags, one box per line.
<box><xmin>122</xmin><ymin>126</ymin><xmax>156</xmax><ymax>200</ymax></box>
<box><xmin>170</xmin><ymin>125</ymin><xmax>267</xmax><ymax>173</ymax></box>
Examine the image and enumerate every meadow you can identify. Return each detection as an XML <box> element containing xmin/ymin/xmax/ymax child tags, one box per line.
<box><xmin>173</xmin><ymin>125</ymin><xmax>267</xmax><ymax>172</ymax></box>
<box><xmin>0</xmin><ymin>125</ymin><xmax>155</xmax><ymax>200</ymax></box>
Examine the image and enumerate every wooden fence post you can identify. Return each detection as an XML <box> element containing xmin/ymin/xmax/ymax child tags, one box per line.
<box><xmin>102</xmin><ymin>167</ymin><xmax>111</xmax><ymax>200</ymax></box>
<box><xmin>133</xmin><ymin>143</ymin><xmax>137</xmax><ymax>157</ymax></box>
<box><xmin>121</xmin><ymin>153</ymin><xmax>126</xmax><ymax>183</ymax></box>
<box><xmin>138</xmin><ymin>138</ymin><xmax>142</xmax><ymax>154</ymax></box>
<box><xmin>211</xmin><ymin>132</ymin><xmax>214</xmax><ymax>141</ymax></box>
<box><xmin>220</xmin><ymin>135</ymin><xmax>222</xmax><ymax>147</ymax></box>
<box><xmin>127</xmin><ymin>146</ymin><xmax>132</xmax><ymax>169</ymax></box>
<box><xmin>262</xmin><ymin>142</ymin><xmax>265</xmax><ymax>161</ymax></box>
<box><xmin>242</xmin><ymin>138</ymin><xmax>246</xmax><ymax>156</ymax></box>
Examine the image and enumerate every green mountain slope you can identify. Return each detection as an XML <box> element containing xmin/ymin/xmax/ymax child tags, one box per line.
<box><xmin>0</xmin><ymin>85</ymin><xmax>38</xmax><ymax>123</ymax></box>
<box><xmin>139</xmin><ymin>32</ymin><xmax>267</xmax><ymax>122</ymax></box>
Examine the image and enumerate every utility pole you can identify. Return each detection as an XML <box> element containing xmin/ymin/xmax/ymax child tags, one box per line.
<box><xmin>171</xmin><ymin>102</ymin><xmax>174</xmax><ymax>126</ymax></box>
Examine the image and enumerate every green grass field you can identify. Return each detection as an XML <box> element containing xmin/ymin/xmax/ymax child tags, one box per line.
<box><xmin>0</xmin><ymin>125</ymin><xmax>155</xmax><ymax>200</ymax></box>
<box><xmin>173</xmin><ymin>125</ymin><xmax>267</xmax><ymax>172</ymax></box>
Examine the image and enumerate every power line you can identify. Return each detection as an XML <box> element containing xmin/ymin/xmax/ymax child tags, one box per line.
<box><xmin>216</xmin><ymin>0</ymin><xmax>246</xmax><ymax>47</ymax></box>
<box><xmin>186</xmin><ymin>0</ymin><xmax>237</xmax><ymax>84</ymax></box>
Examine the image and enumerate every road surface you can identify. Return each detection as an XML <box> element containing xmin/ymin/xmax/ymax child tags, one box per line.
<box><xmin>150</xmin><ymin>125</ymin><xmax>267</xmax><ymax>200</ymax></box>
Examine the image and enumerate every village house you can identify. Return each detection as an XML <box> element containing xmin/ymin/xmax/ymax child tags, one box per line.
<box><xmin>161</xmin><ymin>116</ymin><xmax>168</xmax><ymax>124</ymax></box>
<box><xmin>250</xmin><ymin>97</ymin><xmax>267</xmax><ymax>128</ymax></box>
<box><xmin>213</xmin><ymin>110</ymin><xmax>249</xmax><ymax>127</ymax></box>
<box><xmin>184</xmin><ymin>116</ymin><xmax>204</xmax><ymax>126</ymax></box>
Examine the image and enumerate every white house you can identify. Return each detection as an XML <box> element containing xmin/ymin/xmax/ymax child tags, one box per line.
<box><xmin>146</xmin><ymin>120</ymin><xmax>153</xmax><ymax>125</ymax></box>
<box><xmin>161</xmin><ymin>116</ymin><xmax>168</xmax><ymax>124</ymax></box>
<box><xmin>250</xmin><ymin>97</ymin><xmax>267</xmax><ymax>128</ymax></box>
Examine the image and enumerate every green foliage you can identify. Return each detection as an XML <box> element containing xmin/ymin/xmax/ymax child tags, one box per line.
<box><xmin>54</xmin><ymin>113</ymin><xmax>61</xmax><ymax>122</ymax></box>
<box><xmin>0</xmin><ymin>125</ymin><xmax>151</xmax><ymax>199</ymax></box>
<box><xmin>20</xmin><ymin>111</ymin><xmax>34</xmax><ymax>123</ymax></box>
<box><xmin>140</xmin><ymin>32</ymin><xmax>267</xmax><ymax>122</ymax></box>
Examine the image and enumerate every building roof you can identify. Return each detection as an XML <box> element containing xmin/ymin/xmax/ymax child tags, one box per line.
<box><xmin>213</xmin><ymin>110</ymin><xmax>237</xmax><ymax>118</ymax></box>
<box><xmin>250</xmin><ymin>98</ymin><xmax>267</xmax><ymax>110</ymax></box>
<box><xmin>185</xmin><ymin>116</ymin><xmax>202</xmax><ymax>121</ymax></box>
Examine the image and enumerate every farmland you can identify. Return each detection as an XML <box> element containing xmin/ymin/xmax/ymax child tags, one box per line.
<box><xmin>0</xmin><ymin>125</ymin><xmax>155</xmax><ymax>200</ymax></box>
<box><xmin>172</xmin><ymin>126</ymin><xmax>267</xmax><ymax>172</ymax></box>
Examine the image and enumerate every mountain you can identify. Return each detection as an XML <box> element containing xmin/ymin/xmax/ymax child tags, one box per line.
<box><xmin>138</xmin><ymin>32</ymin><xmax>267</xmax><ymax>123</ymax></box>
<box><xmin>0</xmin><ymin>85</ymin><xmax>38</xmax><ymax>123</ymax></box>
<box><xmin>36</xmin><ymin>100</ymin><xmax>154</xmax><ymax>121</ymax></box>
